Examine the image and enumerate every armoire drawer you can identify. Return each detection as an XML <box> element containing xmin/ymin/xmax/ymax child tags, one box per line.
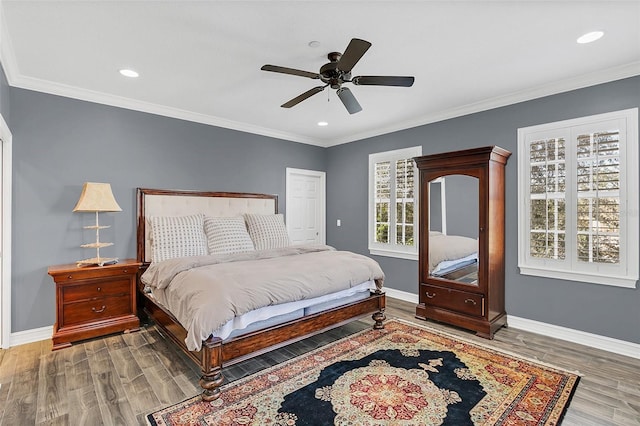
<box><xmin>421</xmin><ymin>284</ymin><xmax>484</xmax><ymax>317</ymax></box>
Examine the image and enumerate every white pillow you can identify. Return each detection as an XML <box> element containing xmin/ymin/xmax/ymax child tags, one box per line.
<box><xmin>148</xmin><ymin>214</ymin><xmax>207</xmax><ymax>262</ymax></box>
<box><xmin>244</xmin><ymin>213</ymin><xmax>291</xmax><ymax>250</ymax></box>
<box><xmin>204</xmin><ymin>216</ymin><xmax>255</xmax><ymax>255</ymax></box>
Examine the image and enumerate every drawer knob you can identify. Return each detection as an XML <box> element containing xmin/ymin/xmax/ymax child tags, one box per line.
<box><xmin>97</xmin><ymin>287</ymin><xmax>101</xmax><ymax>292</ymax></box>
<box><xmin>92</xmin><ymin>305</ymin><xmax>106</xmax><ymax>313</ymax></box>
<box><xmin>123</xmin><ymin>269</ymin><xmax>128</xmax><ymax>273</ymax></box>
<box><xmin>425</xmin><ymin>292</ymin><xmax>436</xmax><ymax>299</ymax></box>
<box><xmin>68</xmin><ymin>275</ymin><xmax>73</xmax><ymax>279</ymax></box>
<box><xmin>464</xmin><ymin>298</ymin><xmax>477</xmax><ymax>305</ymax></box>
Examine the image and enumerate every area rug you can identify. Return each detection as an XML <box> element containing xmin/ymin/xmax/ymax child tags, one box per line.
<box><xmin>147</xmin><ymin>319</ymin><xmax>579</xmax><ymax>426</ymax></box>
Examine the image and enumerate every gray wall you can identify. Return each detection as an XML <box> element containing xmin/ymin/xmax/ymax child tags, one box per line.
<box><xmin>4</xmin><ymin>62</ymin><xmax>639</xmax><ymax>345</ymax></box>
<box><xmin>10</xmin><ymin>87</ymin><xmax>325</xmax><ymax>332</ymax></box>
<box><xmin>326</xmin><ymin>75</ymin><xmax>640</xmax><ymax>344</ymax></box>
<box><xmin>0</xmin><ymin>63</ymin><xmax>9</xmax><ymax>123</ymax></box>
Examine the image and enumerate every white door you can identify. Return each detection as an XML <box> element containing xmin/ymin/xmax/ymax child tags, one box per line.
<box><xmin>0</xmin><ymin>113</ymin><xmax>12</xmax><ymax>349</ymax></box>
<box><xmin>286</xmin><ymin>168</ymin><xmax>326</xmax><ymax>245</ymax></box>
<box><xmin>0</xmin><ymin>134</ymin><xmax>3</xmax><ymax>347</ymax></box>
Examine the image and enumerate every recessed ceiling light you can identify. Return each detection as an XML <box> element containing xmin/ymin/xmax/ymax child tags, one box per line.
<box><xmin>119</xmin><ymin>69</ymin><xmax>139</xmax><ymax>78</ymax></box>
<box><xmin>317</xmin><ymin>121</ymin><xmax>328</xmax><ymax>127</ymax></box>
<box><xmin>577</xmin><ymin>31</ymin><xmax>604</xmax><ymax>44</ymax></box>
<box><xmin>308</xmin><ymin>41</ymin><xmax>321</xmax><ymax>48</ymax></box>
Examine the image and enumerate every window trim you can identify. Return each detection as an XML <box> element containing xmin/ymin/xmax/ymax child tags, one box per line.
<box><xmin>368</xmin><ymin>146</ymin><xmax>421</xmax><ymax>260</ymax></box>
<box><xmin>517</xmin><ymin>108</ymin><xmax>639</xmax><ymax>288</ymax></box>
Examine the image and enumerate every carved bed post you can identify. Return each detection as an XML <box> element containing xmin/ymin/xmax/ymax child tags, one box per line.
<box><xmin>372</xmin><ymin>289</ymin><xmax>386</xmax><ymax>329</ymax></box>
<box><xmin>200</xmin><ymin>336</ymin><xmax>225</xmax><ymax>401</ymax></box>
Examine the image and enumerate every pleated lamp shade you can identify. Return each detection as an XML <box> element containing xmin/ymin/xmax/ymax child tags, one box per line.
<box><xmin>73</xmin><ymin>182</ymin><xmax>122</xmax><ymax>212</ymax></box>
<box><xmin>73</xmin><ymin>182</ymin><xmax>122</xmax><ymax>266</ymax></box>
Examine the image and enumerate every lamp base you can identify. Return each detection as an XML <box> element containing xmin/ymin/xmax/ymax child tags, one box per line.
<box><xmin>76</xmin><ymin>257</ymin><xmax>119</xmax><ymax>267</ymax></box>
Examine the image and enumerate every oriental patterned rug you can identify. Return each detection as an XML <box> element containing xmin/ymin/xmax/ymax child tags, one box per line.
<box><xmin>147</xmin><ymin>319</ymin><xmax>579</xmax><ymax>426</ymax></box>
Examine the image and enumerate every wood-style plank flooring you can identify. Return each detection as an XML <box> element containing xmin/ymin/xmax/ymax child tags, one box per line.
<box><xmin>0</xmin><ymin>297</ymin><xmax>639</xmax><ymax>425</ymax></box>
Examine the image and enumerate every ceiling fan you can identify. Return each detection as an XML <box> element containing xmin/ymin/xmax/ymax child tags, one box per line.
<box><xmin>261</xmin><ymin>38</ymin><xmax>415</xmax><ymax>114</ymax></box>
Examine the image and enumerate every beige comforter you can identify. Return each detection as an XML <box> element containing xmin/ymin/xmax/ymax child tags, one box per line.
<box><xmin>141</xmin><ymin>244</ymin><xmax>384</xmax><ymax>351</ymax></box>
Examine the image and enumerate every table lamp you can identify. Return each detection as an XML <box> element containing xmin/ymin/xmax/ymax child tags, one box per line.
<box><xmin>73</xmin><ymin>182</ymin><xmax>122</xmax><ymax>266</ymax></box>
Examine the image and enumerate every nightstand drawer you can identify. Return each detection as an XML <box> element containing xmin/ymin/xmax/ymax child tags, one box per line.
<box><xmin>62</xmin><ymin>278</ymin><xmax>130</xmax><ymax>302</ymax></box>
<box><xmin>62</xmin><ymin>295</ymin><xmax>132</xmax><ymax>326</ymax></box>
<box><xmin>421</xmin><ymin>284</ymin><xmax>484</xmax><ymax>317</ymax></box>
<box><xmin>52</xmin><ymin>265</ymin><xmax>137</xmax><ymax>283</ymax></box>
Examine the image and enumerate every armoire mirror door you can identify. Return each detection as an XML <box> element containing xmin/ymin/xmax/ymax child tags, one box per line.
<box><xmin>427</xmin><ymin>174</ymin><xmax>480</xmax><ymax>287</ymax></box>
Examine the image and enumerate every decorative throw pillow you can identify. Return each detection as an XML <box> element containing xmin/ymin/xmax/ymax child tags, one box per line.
<box><xmin>204</xmin><ymin>216</ymin><xmax>255</xmax><ymax>255</ymax></box>
<box><xmin>244</xmin><ymin>213</ymin><xmax>291</xmax><ymax>250</ymax></box>
<box><xmin>148</xmin><ymin>214</ymin><xmax>207</xmax><ymax>262</ymax></box>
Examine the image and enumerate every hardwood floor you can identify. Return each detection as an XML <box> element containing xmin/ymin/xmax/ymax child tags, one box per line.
<box><xmin>0</xmin><ymin>297</ymin><xmax>638</xmax><ymax>425</ymax></box>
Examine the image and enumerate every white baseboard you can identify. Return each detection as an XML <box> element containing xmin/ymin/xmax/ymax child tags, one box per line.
<box><xmin>384</xmin><ymin>287</ymin><xmax>419</xmax><ymax>304</ymax></box>
<box><xmin>8</xmin><ymin>297</ymin><xmax>640</xmax><ymax>360</ymax></box>
<box><xmin>384</xmin><ymin>288</ymin><xmax>640</xmax><ymax>360</ymax></box>
<box><xmin>10</xmin><ymin>325</ymin><xmax>52</xmax><ymax>347</ymax></box>
<box><xmin>507</xmin><ymin>316</ymin><xmax>640</xmax><ymax>360</ymax></box>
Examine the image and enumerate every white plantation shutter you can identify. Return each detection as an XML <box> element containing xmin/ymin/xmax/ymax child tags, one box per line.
<box><xmin>575</xmin><ymin>131</ymin><xmax>621</xmax><ymax>264</ymax></box>
<box><xmin>518</xmin><ymin>108</ymin><xmax>638</xmax><ymax>288</ymax></box>
<box><xmin>395</xmin><ymin>158</ymin><xmax>415</xmax><ymax>246</ymax></box>
<box><xmin>369</xmin><ymin>146</ymin><xmax>421</xmax><ymax>259</ymax></box>
<box><xmin>374</xmin><ymin>161</ymin><xmax>391</xmax><ymax>243</ymax></box>
<box><xmin>528</xmin><ymin>137</ymin><xmax>567</xmax><ymax>260</ymax></box>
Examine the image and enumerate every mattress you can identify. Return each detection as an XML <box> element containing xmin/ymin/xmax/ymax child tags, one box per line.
<box><xmin>431</xmin><ymin>253</ymin><xmax>478</xmax><ymax>277</ymax></box>
<box><xmin>147</xmin><ymin>280</ymin><xmax>375</xmax><ymax>342</ymax></box>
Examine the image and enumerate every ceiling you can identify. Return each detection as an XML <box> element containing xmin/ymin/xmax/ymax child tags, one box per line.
<box><xmin>1</xmin><ymin>1</ymin><xmax>639</xmax><ymax>147</ymax></box>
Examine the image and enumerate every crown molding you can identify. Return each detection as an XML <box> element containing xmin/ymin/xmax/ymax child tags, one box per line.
<box><xmin>326</xmin><ymin>61</ymin><xmax>640</xmax><ymax>147</ymax></box>
<box><xmin>5</xmin><ymin>72</ymin><xmax>328</xmax><ymax>147</ymax></box>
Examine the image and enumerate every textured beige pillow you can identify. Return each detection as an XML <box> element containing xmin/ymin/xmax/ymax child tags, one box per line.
<box><xmin>204</xmin><ymin>216</ymin><xmax>255</xmax><ymax>254</ymax></box>
<box><xmin>244</xmin><ymin>213</ymin><xmax>291</xmax><ymax>250</ymax></box>
<box><xmin>148</xmin><ymin>214</ymin><xmax>207</xmax><ymax>262</ymax></box>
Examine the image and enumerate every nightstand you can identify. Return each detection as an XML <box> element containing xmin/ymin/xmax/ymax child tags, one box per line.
<box><xmin>48</xmin><ymin>259</ymin><xmax>141</xmax><ymax>350</ymax></box>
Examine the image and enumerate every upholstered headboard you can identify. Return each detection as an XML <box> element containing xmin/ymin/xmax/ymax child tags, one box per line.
<box><xmin>136</xmin><ymin>188</ymin><xmax>278</xmax><ymax>263</ymax></box>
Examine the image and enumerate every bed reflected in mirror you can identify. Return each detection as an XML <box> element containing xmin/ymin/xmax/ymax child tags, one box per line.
<box><xmin>428</xmin><ymin>175</ymin><xmax>479</xmax><ymax>286</ymax></box>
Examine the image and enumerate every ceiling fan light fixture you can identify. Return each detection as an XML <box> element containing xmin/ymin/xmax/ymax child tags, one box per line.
<box><xmin>261</xmin><ymin>38</ymin><xmax>414</xmax><ymax>114</ymax></box>
<box><xmin>577</xmin><ymin>31</ymin><xmax>604</xmax><ymax>44</ymax></box>
<box><xmin>119</xmin><ymin>68</ymin><xmax>139</xmax><ymax>78</ymax></box>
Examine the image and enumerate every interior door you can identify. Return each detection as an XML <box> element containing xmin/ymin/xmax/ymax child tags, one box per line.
<box><xmin>0</xmin><ymin>113</ymin><xmax>11</xmax><ymax>349</ymax></box>
<box><xmin>286</xmin><ymin>168</ymin><xmax>326</xmax><ymax>245</ymax></box>
<box><xmin>0</xmin><ymin>137</ymin><xmax>3</xmax><ymax>347</ymax></box>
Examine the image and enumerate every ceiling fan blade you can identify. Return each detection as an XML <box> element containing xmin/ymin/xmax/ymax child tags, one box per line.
<box><xmin>281</xmin><ymin>86</ymin><xmax>326</xmax><ymax>108</ymax></box>
<box><xmin>261</xmin><ymin>65</ymin><xmax>320</xmax><ymax>79</ymax></box>
<box><xmin>352</xmin><ymin>76</ymin><xmax>415</xmax><ymax>87</ymax></box>
<box><xmin>336</xmin><ymin>87</ymin><xmax>362</xmax><ymax>114</ymax></box>
<box><xmin>337</xmin><ymin>38</ymin><xmax>371</xmax><ymax>73</ymax></box>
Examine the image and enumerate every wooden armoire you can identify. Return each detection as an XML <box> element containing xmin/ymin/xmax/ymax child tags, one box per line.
<box><xmin>414</xmin><ymin>146</ymin><xmax>511</xmax><ymax>339</ymax></box>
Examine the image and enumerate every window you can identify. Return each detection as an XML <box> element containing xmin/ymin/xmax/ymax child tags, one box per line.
<box><xmin>369</xmin><ymin>146</ymin><xmax>421</xmax><ymax>259</ymax></box>
<box><xmin>518</xmin><ymin>108</ymin><xmax>638</xmax><ymax>288</ymax></box>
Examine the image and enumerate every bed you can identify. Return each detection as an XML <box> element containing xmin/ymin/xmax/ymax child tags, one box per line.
<box><xmin>136</xmin><ymin>188</ymin><xmax>386</xmax><ymax>401</ymax></box>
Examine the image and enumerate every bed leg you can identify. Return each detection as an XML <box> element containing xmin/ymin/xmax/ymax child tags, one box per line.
<box><xmin>373</xmin><ymin>309</ymin><xmax>386</xmax><ymax>329</ymax></box>
<box><xmin>200</xmin><ymin>369</ymin><xmax>224</xmax><ymax>401</ymax></box>
<box><xmin>200</xmin><ymin>337</ymin><xmax>225</xmax><ymax>401</ymax></box>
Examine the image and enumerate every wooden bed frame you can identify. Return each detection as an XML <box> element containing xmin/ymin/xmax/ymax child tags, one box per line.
<box><xmin>136</xmin><ymin>188</ymin><xmax>386</xmax><ymax>401</ymax></box>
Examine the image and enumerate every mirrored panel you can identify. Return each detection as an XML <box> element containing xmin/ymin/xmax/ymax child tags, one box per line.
<box><xmin>428</xmin><ymin>175</ymin><xmax>479</xmax><ymax>285</ymax></box>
